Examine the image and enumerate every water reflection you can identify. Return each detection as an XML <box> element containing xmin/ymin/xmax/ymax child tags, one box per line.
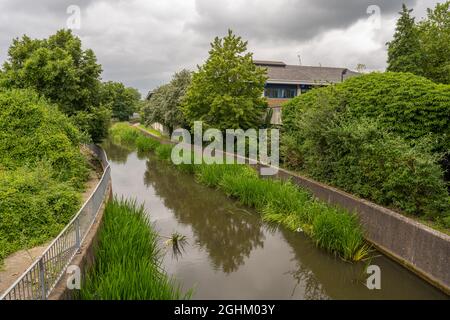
<box><xmin>143</xmin><ymin>156</ymin><xmax>265</xmax><ymax>273</ymax></box>
<box><xmin>101</xmin><ymin>139</ymin><xmax>133</xmax><ymax>164</ymax></box>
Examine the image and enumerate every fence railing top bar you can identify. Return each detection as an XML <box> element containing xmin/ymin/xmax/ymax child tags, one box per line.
<box><xmin>0</xmin><ymin>144</ymin><xmax>111</xmax><ymax>300</ymax></box>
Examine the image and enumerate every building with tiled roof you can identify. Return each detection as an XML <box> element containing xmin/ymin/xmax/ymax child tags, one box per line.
<box><xmin>254</xmin><ymin>60</ymin><xmax>359</xmax><ymax>124</ymax></box>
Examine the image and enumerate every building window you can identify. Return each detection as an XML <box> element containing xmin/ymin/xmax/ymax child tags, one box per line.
<box><xmin>264</xmin><ymin>85</ymin><xmax>297</xmax><ymax>98</ymax></box>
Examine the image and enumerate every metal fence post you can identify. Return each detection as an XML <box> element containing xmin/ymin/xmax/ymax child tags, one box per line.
<box><xmin>38</xmin><ymin>259</ymin><xmax>46</xmax><ymax>300</ymax></box>
<box><xmin>75</xmin><ymin>216</ymin><xmax>81</xmax><ymax>249</ymax></box>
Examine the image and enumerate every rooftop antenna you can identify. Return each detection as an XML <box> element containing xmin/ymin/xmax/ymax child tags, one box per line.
<box><xmin>297</xmin><ymin>54</ymin><xmax>302</xmax><ymax>66</ymax></box>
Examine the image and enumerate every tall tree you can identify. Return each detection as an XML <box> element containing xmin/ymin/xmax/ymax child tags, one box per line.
<box><xmin>386</xmin><ymin>4</ymin><xmax>423</xmax><ymax>74</ymax></box>
<box><xmin>101</xmin><ymin>81</ymin><xmax>141</xmax><ymax>121</ymax></box>
<box><xmin>142</xmin><ymin>69</ymin><xmax>191</xmax><ymax>134</ymax></box>
<box><xmin>183</xmin><ymin>30</ymin><xmax>267</xmax><ymax>130</ymax></box>
<box><xmin>1</xmin><ymin>29</ymin><xmax>109</xmax><ymax>142</ymax></box>
<box><xmin>418</xmin><ymin>1</ymin><xmax>450</xmax><ymax>84</ymax></box>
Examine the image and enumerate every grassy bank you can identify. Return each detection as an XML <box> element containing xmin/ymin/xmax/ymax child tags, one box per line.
<box><xmin>79</xmin><ymin>197</ymin><xmax>190</xmax><ymax>300</ymax></box>
<box><xmin>109</xmin><ymin>123</ymin><xmax>370</xmax><ymax>261</ymax></box>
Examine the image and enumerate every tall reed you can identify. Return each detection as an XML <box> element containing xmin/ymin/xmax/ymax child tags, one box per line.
<box><xmin>79</xmin><ymin>197</ymin><xmax>191</xmax><ymax>300</ymax></box>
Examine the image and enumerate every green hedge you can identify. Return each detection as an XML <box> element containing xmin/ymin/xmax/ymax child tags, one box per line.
<box><xmin>0</xmin><ymin>88</ymin><xmax>88</xmax><ymax>262</ymax></box>
<box><xmin>0</xmin><ymin>88</ymin><xmax>88</xmax><ymax>188</ymax></box>
<box><xmin>0</xmin><ymin>164</ymin><xmax>80</xmax><ymax>261</ymax></box>
<box><xmin>284</xmin><ymin>72</ymin><xmax>450</xmax><ymax>153</ymax></box>
<box><xmin>282</xmin><ymin>72</ymin><xmax>450</xmax><ymax>222</ymax></box>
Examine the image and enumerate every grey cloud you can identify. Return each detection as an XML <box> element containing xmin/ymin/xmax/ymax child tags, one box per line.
<box><xmin>0</xmin><ymin>0</ymin><xmax>432</xmax><ymax>94</ymax></box>
<box><xmin>188</xmin><ymin>0</ymin><xmax>417</xmax><ymax>42</ymax></box>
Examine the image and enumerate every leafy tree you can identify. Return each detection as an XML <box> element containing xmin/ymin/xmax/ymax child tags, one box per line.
<box><xmin>387</xmin><ymin>2</ymin><xmax>450</xmax><ymax>84</ymax></box>
<box><xmin>142</xmin><ymin>69</ymin><xmax>191</xmax><ymax>134</ymax></box>
<box><xmin>418</xmin><ymin>1</ymin><xmax>450</xmax><ymax>84</ymax></box>
<box><xmin>0</xmin><ymin>29</ymin><xmax>109</xmax><ymax>141</ymax></box>
<box><xmin>183</xmin><ymin>30</ymin><xmax>267</xmax><ymax>130</ymax></box>
<box><xmin>387</xmin><ymin>4</ymin><xmax>422</xmax><ymax>74</ymax></box>
<box><xmin>100</xmin><ymin>81</ymin><xmax>141</xmax><ymax>121</ymax></box>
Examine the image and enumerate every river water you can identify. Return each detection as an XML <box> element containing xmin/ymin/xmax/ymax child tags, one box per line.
<box><xmin>102</xmin><ymin>139</ymin><xmax>448</xmax><ymax>300</ymax></box>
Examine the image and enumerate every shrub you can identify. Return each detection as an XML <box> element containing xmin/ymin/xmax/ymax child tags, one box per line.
<box><xmin>282</xmin><ymin>73</ymin><xmax>450</xmax><ymax>219</ymax></box>
<box><xmin>0</xmin><ymin>89</ymin><xmax>89</xmax><ymax>188</ymax></box>
<box><xmin>79</xmin><ymin>198</ymin><xmax>190</xmax><ymax>299</ymax></box>
<box><xmin>0</xmin><ymin>163</ymin><xmax>80</xmax><ymax>261</ymax></box>
<box><xmin>108</xmin><ymin>123</ymin><xmax>140</xmax><ymax>145</ymax></box>
<box><xmin>284</xmin><ymin>72</ymin><xmax>450</xmax><ymax>153</ymax></box>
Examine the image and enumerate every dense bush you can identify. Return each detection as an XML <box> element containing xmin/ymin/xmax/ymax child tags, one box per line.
<box><xmin>282</xmin><ymin>73</ymin><xmax>450</xmax><ymax>221</ymax></box>
<box><xmin>284</xmin><ymin>72</ymin><xmax>450</xmax><ymax>153</ymax></box>
<box><xmin>0</xmin><ymin>88</ymin><xmax>89</xmax><ymax>262</ymax></box>
<box><xmin>0</xmin><ymin>89</ymin><xmax>88</xmax><ymax>187</ymax></box>
<box><xmin>0</xmin><ymin>164</ymin><xmax>80</xmax><ymax>261</ymax></box>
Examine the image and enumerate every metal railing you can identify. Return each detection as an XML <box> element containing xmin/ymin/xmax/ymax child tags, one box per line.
<box><xmin>0</xmin><ymin>144</ymin><xmax>111</xmax><ymax>300</ymax></box>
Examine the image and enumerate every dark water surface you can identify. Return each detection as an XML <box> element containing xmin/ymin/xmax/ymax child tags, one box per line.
<box><xmin>103</xmin><ymin>139</ymin><xmax>448</xmax><ymax>300</ymax></box>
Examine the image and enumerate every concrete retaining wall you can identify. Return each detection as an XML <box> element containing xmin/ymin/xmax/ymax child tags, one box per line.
<box><xmin>273</xmin><ymin>167</ymin><xmax>450</xmax><ymax>294</ymax></box>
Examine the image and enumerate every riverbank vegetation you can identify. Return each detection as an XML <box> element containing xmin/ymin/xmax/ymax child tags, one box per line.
<box><xmin>108</xmin><ymin>123</ymin><xmax>370</xmax><ymax>261</ymax></box>
<box><xmin>79</xmin><ymin>197</ymin><xmax>190</xmax><ymax>300</ymax></box>
<box><xmin>0</xmin><ymin>29</ymin><xmax>145</xmax><ymax>263</ymax></box>
<box><xmin>140</xmin><ymin>70</ymin><xmax>191</xmax><ymax>135</ymax></box>
<box><xmin>282</xmin><ymin>72</ymin><xmax>450</xmax><ymax>229</ymax></box>
<box><xmin>0</xmin><ymin>89</ymin><xmax>89</xmax><ymax>262</ymax></box>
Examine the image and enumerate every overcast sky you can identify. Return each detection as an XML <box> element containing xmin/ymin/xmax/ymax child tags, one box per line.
<box><xmin>0</xmin><ymin>0</ymin><xmax>442</xmax><ymax>95</ymax></box>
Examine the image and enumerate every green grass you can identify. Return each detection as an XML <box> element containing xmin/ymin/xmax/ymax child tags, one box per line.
<box><xmin>136</xmin><ymin>135</ymin><xmax>159</xmax><ymax>152</ymax></box>
<box><xmin>155</xmin><ymin>144</ymin><xmax>173</xmax><ymax>161</ymax></box>
<box><xmin>138</xmin><ymin>124</ymin><xmax>163</xmax><ymax>137</ymax></box>
<box><xmin>79</xmin><ymin>197</ymin><xmax>191</xmax><ymax>300</ymax></box>
<box><xmin>109</xmin><ymin>123</ymin><xmax>141</xmax><ymax>145</ymax></box>
<box><xmin>108</xmin><ymin>122</ymin><xmax>370</xmax><ymax>261</ymax></box>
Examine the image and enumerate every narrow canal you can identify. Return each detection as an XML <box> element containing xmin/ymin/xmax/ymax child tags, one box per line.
<box><xmin>102</xmin><ymin>138</ymin><xmax>448</xmax><ymax>300</ymax></box>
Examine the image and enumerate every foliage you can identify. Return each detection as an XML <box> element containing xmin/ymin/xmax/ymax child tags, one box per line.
<box><xmin>0</xmin><ymin>163</ymin><xmax>81</xmax><ymax>262</ymax></box>
<box><xmin>141</xmin><ymin>69</ymin><xmax>191</xmax><ymax>134</ymax></box>
<box><xmin>386</xmin><ymin>4</ymin><xmax>423</xmax><ymax>74</ymax></box>
<box><xmin>282</xmin><ymin>77</ymin><xmax>450</xmax><ymax>220</ymax></box>
<box><xmin>79</xmin><ymin>197</ymin><xmax>190</xmax><ymax>299</ymax></box>
<box><xmin>284</xmin><ymin>72</ymin><xmax>450</xmax><ymax>153</ymax></box>
<box><xmin>109</xmin><ymin>122</ymin><xmax>141</xmax><ymax>145</ymax></box>
<box><xmin>0</xmin><ymin>88</ymin><xmax>89</xmax><ymax>187</ymax></box>
<box><xmin>0</xmin><ymin>29</ymin><xmax>110</xmax><ymax>141</ymax></box>
<box><xmin>0</xmin><ymin>88</ymin><xmax>90</xmax><ymax>263</ymax></box>
<box><xmin>182</xmin><ymin>30</ymin><xmax>268</xmax><ymax>130</ymax></box>
<box><xmin>418</xmin><ymin>1</ymin><xmax>450</xmax><ymax>84</ymax></box>
<box><xmin>387</xmin><ymin>2</ymin><xmax>450</xmax><ymax>84</ymax></box>
<box><xmin>155</xmin><ymin>144</ymin><xmax>173</xmax><ymax>161</ymax></box>
<box><xmin>135</xmin><ymin>135</ymin><xmax>159</xmax><ymax>153</ymax></box>
<box><xmin>101</xmin><ymin>81</ymin><xmax>141</xmax><ymax>121</ymax></box>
